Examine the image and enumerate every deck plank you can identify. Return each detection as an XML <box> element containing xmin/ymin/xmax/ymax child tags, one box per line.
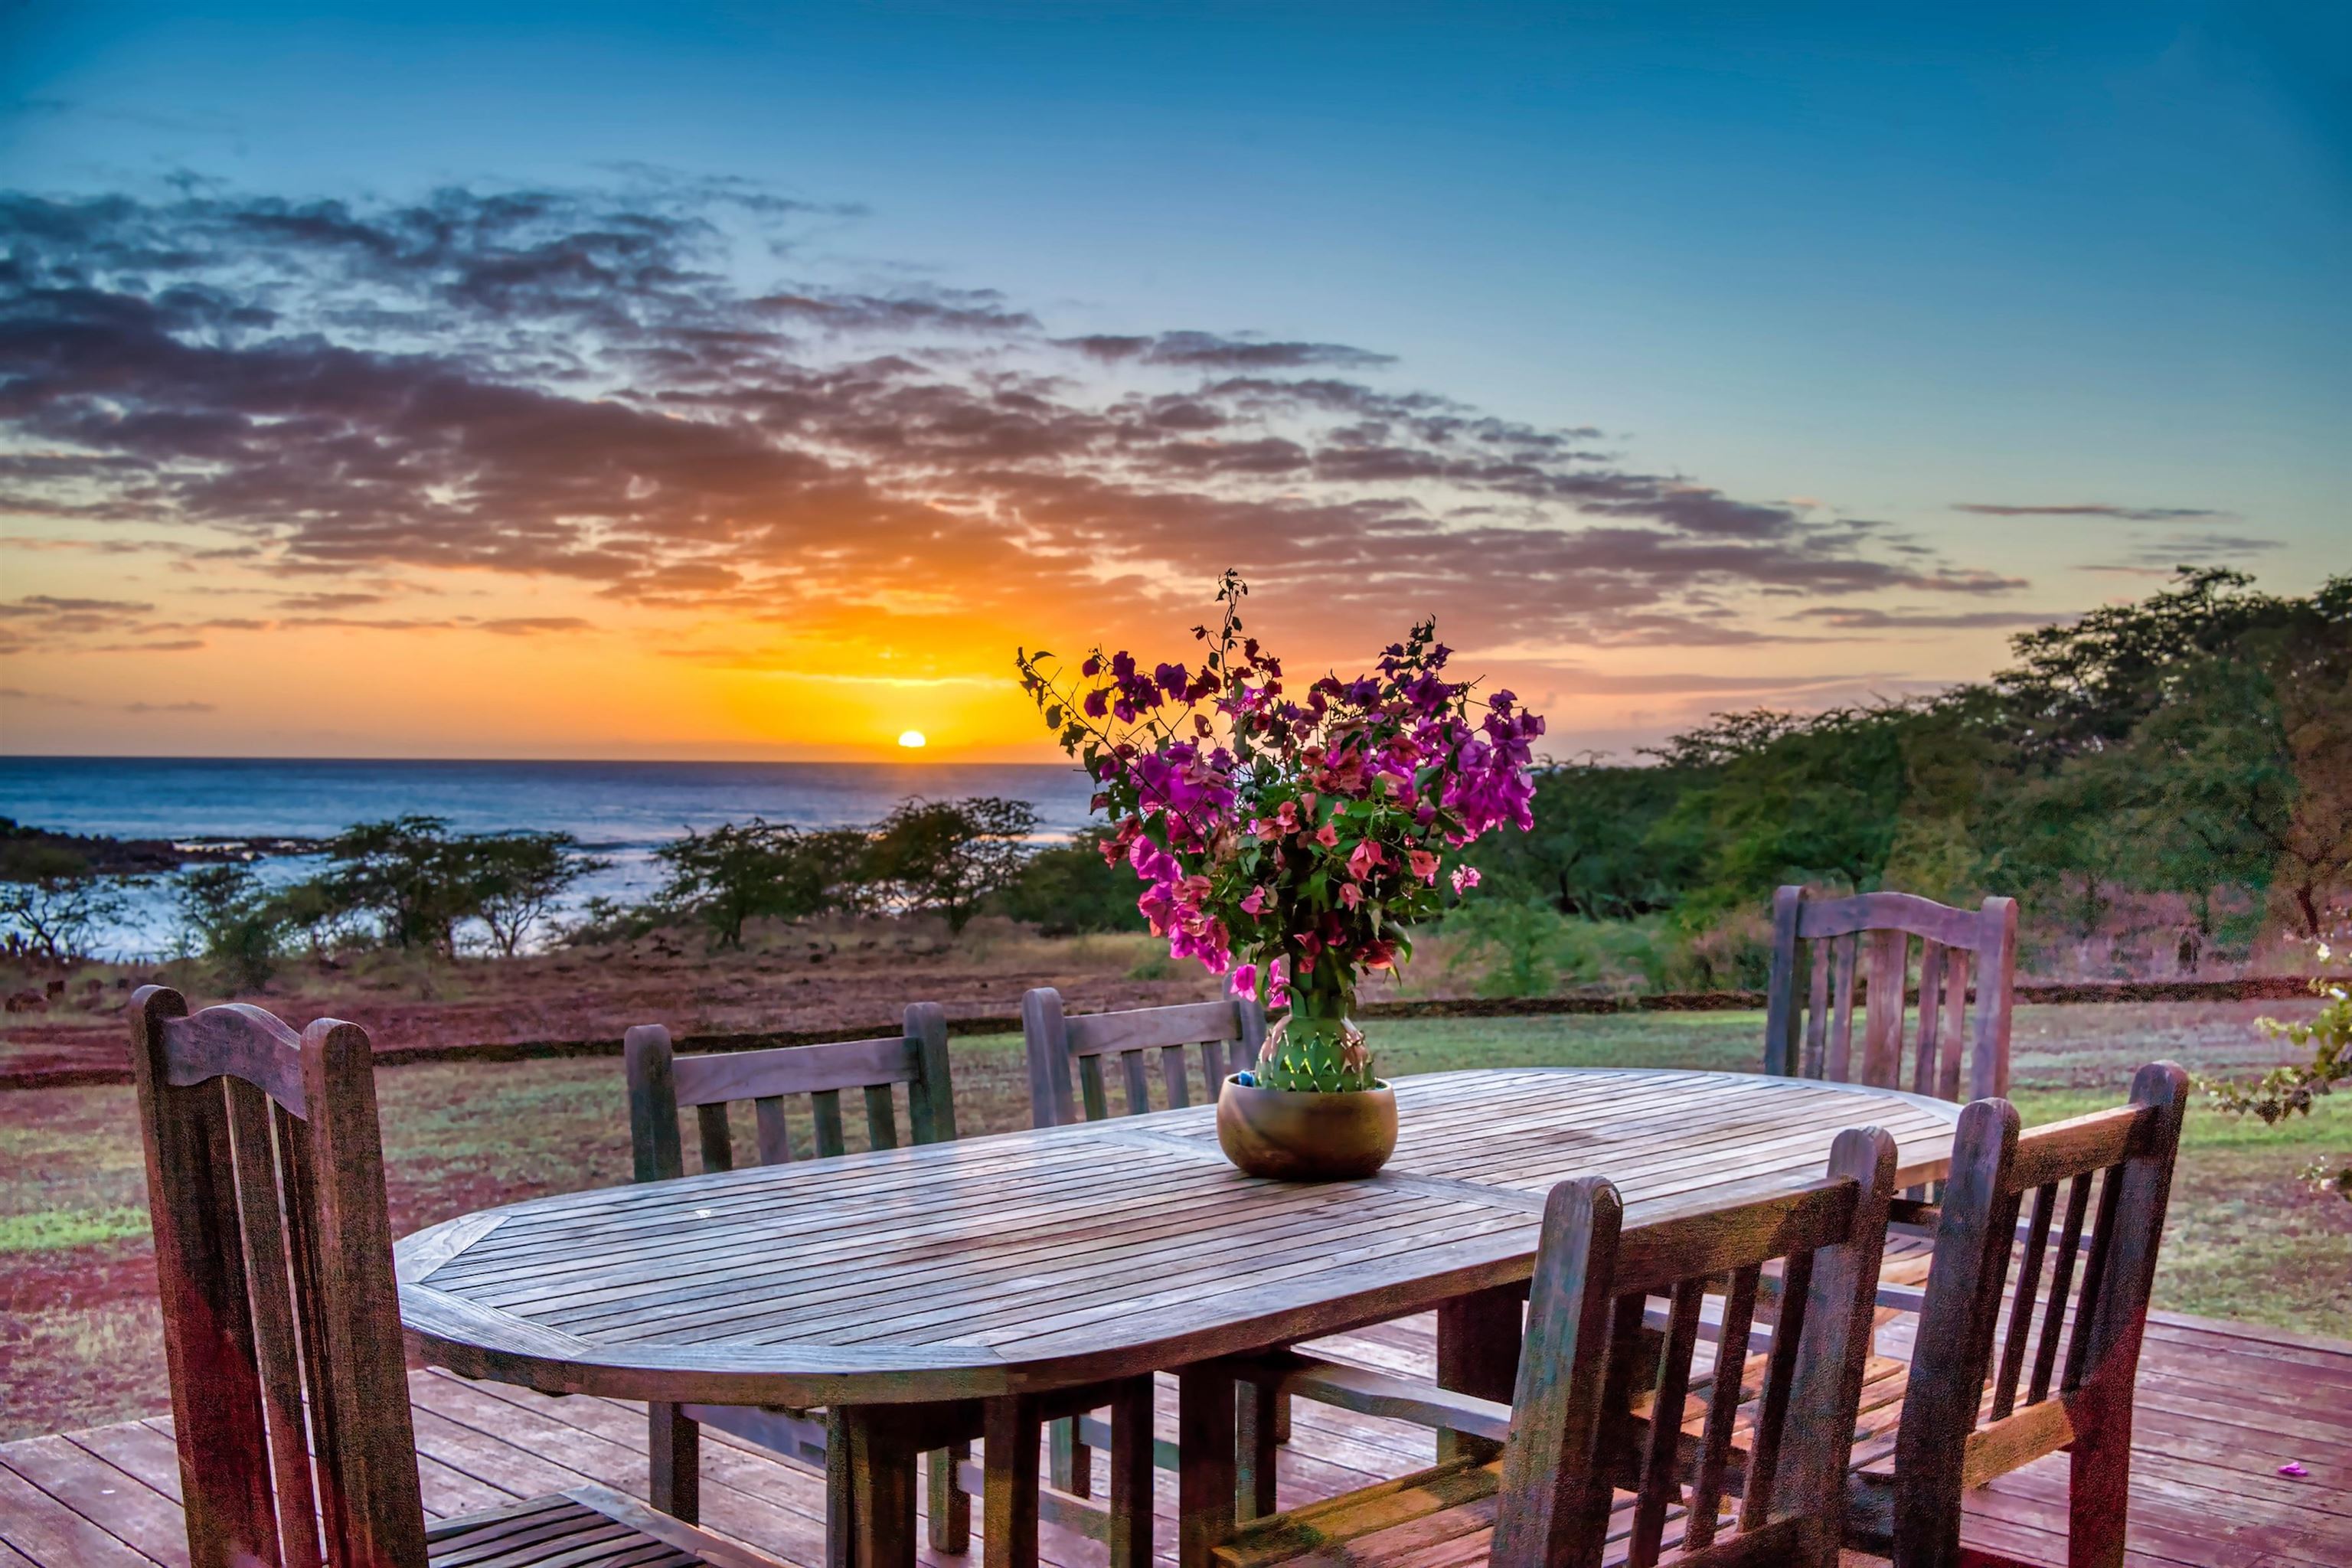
<box><xmin>4</xmin><ymin>1309</ymin><xmax>2346</xmax><ymax>1568</ymax></box>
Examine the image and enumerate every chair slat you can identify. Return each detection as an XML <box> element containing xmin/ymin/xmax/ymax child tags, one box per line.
<box><xmin>1912</xmin><ymin>943</ymin><xmax>1945</xmax><ymax>1096</ymax></box>
<box><xmin>864</xmin><ymin>1084</ymin><xmax>899</xmax><ymax>1152</ymax></box>
<box><xmin>1860</xmin><ymin>929</ymin><xmax>1906</xmax><ymax>1087</ymax></box>
<box><xmin>1739</xmin><ymin>1246</ymin><xmax>1811</xmax><ymax>1528</ymax></box>
<box><xmin>1204</xmin><ymin>1037</ymin><xmax>1230</xmax><ymax>1090</ymax></box>
<box><xmin>1992</xmin><ymin>1182</ymin><xmax>2057</xmax><ymax>1421</ymax></box>
<box><xmin>1078</xmin><ymin>1054</ymin><xmax>1111</xmax><ymax>1122</ymax></box>
<box><xmin>752</xmin><ymin>1097</ymin><xmax>792</xmax><ymax>1165</ymax></box>
<box><xmin>1121</xmin><ymin>1049</ymin><xmax>1154</xmax><ymax>1116</ymax></box>
<box><xmin>1161</xmin><ymin>1044</ymin><xmax>1191</xmax><ymax>1109</ymax></box>
<box><xmin>1628</xmin><ymin>1278</ymin><xmax>1705</xmax><ymax>1566</ymax></box>
<box><xmin>1681</xmin><ymin>1265</ymin><xmax>1760</xmax><ymax>1553</ymax></box>
<box><xmin>1936</xmin><ymin>949</ymin><xmax>1970</xmax><ymax>1101</ymax></box>
<box><xmin>694</xmin><ymin>1104</ymin><xmax>733</xmax><ymax>1173</ymax></box>
<box><xmin>2028</xmin><ymin>1172</ymin><xmax>2092</xmax><ymax>1405</ymax></box>
<box><xmin>1824</xmin><ymin>935</ymin><xmax>1859</xmax><ymax>1083</ymax></box>
<box><xmin>2063</xmin><ymin>1167</ymin><xmax>2124</xmax><ymax>1391</ymax></box>
<box><xmin>810</xmin><ymin>1090</ymin><xmax>848</xmax><ymax>1159</ymax></box>
<box><xmin>226</xmin><ymin>1082</ymin><xmax>322</xmax><ymax>1568</ymax></box>
<box><xmin>1802</xmin><ymin>938</ymin><xmax>1831</xmax><ymax>1078</ymax></box>
<box><xmin>276</xmin><ymin>1108</ymin><xmax>356</xmax><ymax>1568</ymax></box>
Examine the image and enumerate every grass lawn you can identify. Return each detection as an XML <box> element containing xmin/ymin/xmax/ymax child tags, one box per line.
<box><xmin>4</xmin><ymin>1001</ymin><xmax>2345</xmax><ymax>1440</ymax></box>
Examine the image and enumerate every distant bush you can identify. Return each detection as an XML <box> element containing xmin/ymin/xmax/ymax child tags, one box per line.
<box><xmin>652</xmin><ymin>818</ymin><xmax>867</xmax><ymax>949</ymax></box>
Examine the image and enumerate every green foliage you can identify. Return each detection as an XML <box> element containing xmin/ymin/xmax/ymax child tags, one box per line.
<box><xmin>2197</xmin><ymin>959</ymin><xmax>2352</xmax><ymax>1204</ymax></box>
<box><xmin>175</xmin><ymin>864</ymin><xmax>280</xmax><ymax>990</ymax></box>
<box><xmin>1458</xmin><ymin>567</ymin><xmax>2351</xmax><ymax>952</ymax></box>
<box><xmin>866</xmin><ymin>795</ymin><xmax>1040</xmax><ymax>933</ymax></box>
<box><xmin>993</xmin><ymin>827</ymin><xmax>1143</xmax><ymax>935</ymax></box>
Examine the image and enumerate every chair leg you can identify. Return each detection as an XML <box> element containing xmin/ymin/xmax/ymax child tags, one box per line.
<box><xmin>1272</xmin><ymin>1390</ymin><xmax>1292</xmax><ymax>1446</ymax></box>
<box><xmin>648</xmin><ymin>1401</ymin><xmax>700</xmax><ymax>1524</ymax></box>
<box><xmin>2065</xmin><ymin>1403</ymin><xmax>2132</xmax><ymax>1568</ymax></box>
<box><xmin>1048</xmin><ymin>1415</ymin><xmax>1092</xmax><ymax>1497</ymax></box>
<box><xmin>927</xmin><ymin>1442</ymin><xmax>972</xmax><ymax>1553</ymax></box>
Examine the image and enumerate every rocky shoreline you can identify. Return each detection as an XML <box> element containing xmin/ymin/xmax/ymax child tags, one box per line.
<box><xmin>0</xmin><ymin>817</ymin><xmax>326</xmax><ymax>877</ymax></box>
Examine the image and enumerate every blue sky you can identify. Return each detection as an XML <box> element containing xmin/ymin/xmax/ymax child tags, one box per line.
<box><xmin>1</xmin><ymin>2</ymin><xmax>2345</xmax><ymax>757</ymax></box>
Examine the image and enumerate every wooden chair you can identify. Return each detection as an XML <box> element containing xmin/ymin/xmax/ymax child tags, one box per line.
<box><xmin>1844</xmin><ymin>1061</ymin><xmax>2189</xmax><ymax>1568</ymax></box>
<box><xmin>622</xmin><ymin>1011</ymin><xmax>970</xmax><ymax>1551</ymax></box>
<box><xmin>126</xmin><ymin>986</ymin><xmax>784</xmax><ymax>1568</ymax></box>
<box><xmin>1192</xmin><ymin>1126</ymin><xmax>1900</xmax><ymax>1568</ymax></box>
<box><xmin>1764</xmin><ymin>886</ymin><xmax>2019</xmax><ymax>1103</ymax></box>
<box><xmin>1021</xmin><ymin>988</ymin><xmax>1266</xmax><ymax>1130</ymax></box>
<box><xmin>1019</xmin><ymin>986</ymin><xmax>1270</xmax><ymax>1501</ymax></box>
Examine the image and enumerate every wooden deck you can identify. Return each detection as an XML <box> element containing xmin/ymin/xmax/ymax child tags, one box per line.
<box><xmin>4</xmin><ymin>1309</ymin><xmax>2345</xmax><ymax>1568</ymax></box>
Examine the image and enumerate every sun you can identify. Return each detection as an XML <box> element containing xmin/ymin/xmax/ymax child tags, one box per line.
<box><xmin>897</xmin><ymin>729</ymin><xmax>927</xmax><ymax>750</ymax></box>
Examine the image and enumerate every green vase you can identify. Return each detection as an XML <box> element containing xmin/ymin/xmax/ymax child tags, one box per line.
<box><xmin>1259</xmin><ymin>984</ymin><xmax>1377</xmax><ymax>1093</ymax></box>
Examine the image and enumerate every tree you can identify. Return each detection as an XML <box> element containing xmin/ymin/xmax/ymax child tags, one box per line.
<box><xmin>316</xmin><ymin>815</ymin><xmax>479</xmax><ymax>954</ymax></box>
<box><xmin>0</xmin><ymin>842</ymin><xmax>130</xmax><ymax>962</ymax></box>
<box><xmin>994</xmin><ymin>827</ymin><xmax>1145</xmax><ymax>935</ymax></box>
<box><xmin>472</xmin><ymin>832</ymin><xmax>606</xmax><ymax>957</ymax></box>
<box><xmin>866</xmin><ymin>796</ymin><xmax>1040</xmax><ymax>933</ymax></box>
<box><xmin>653</xmin><ymin>818</ymin><xmax>855</xmax><ymax>948</ymax></box>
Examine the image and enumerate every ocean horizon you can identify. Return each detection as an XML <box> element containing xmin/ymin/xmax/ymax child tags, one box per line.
<box><xmin>0</xmin><ymin>756</ymin><xmax>1104</xmax><ymax>959</ymax></box>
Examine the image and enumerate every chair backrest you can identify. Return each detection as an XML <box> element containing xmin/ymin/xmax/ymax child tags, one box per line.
<box><xmin>1020</xmin><ymin>987</ymin><xmax>1268</xmax><ymax>1128</ymax></box>
<box><xmin>1491</xmin><ymin>1126</ymin><xmax>1897</xmax><ymax>1568</ymax></box>
<box><xmin>625</xmin><ymin>1004</ymin><xmax>956</xmax><ymax>1181</ymax></box>
<box><xmin>1890</xmin><ymin>1062</ymin><xmax>2188</xmax><ymax>1565</ymax></box>
<box><xmin>1763</xmin><ymin>887</ymin><xmax>2019</xmax><ymax>1102</ymax></box>
<box><xmin>127</xmin><ymin>987</ymin><xmax>426</xmax><ymax>1568</ymax></box>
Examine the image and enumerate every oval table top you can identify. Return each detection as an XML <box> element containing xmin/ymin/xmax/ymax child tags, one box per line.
<box><xmin>395</xmin><ymin>1067</ymin><xmax>1960</xmax><ymax>1407</ymax></box>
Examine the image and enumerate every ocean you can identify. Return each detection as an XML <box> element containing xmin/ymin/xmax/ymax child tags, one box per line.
<box><xmin>0</xmin><ymin>756</ymin><xmax>1102</xmax><ymax>959</ymax></box>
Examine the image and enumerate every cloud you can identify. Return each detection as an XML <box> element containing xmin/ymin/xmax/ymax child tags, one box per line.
<box><xmin>1785</xmin><ymin>606</ymin><xmax>2066</xmax><ymax>630</ymax></box>
<box><xmin>0</xmin><ymin>178</ymin><xmax>2028</xmax><ymax>664</ymax></box>
<box><xmin>121</xmin><ymin>698</ymin><xmax>217</xmax><ymax>713</ymax></box>
<box><xmin>1951</xmin><ymin>502</ymin><xmax>2225</xmax><ymax>521</ymax></box>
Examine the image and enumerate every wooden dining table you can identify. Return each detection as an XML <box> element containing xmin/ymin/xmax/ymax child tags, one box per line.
<box><xmin>395</xmin><ymin>1067</ymin><xmax>1962</xmax><ymax>1568</ymax></box>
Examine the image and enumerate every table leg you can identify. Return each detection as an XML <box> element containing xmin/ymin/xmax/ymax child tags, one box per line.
<box><xmin>982</xmin><ymin>1394</ymin><xmax>1041</xmax><ymax>1568</ymax></box>
<box><xmin>1177</xmin><ymin>1367</ymin><xmax>1236</xmax><ymax>1568</ymax></box>
<box><xmin>1105</xmin><ymin>1376</ymin><xmax>1155</xmax><ymax>1568</ymax></box>
<box><xmin>1436</xmin><ymin>1283</ymin><xmax>1524</xmax><ymax>1463</ymax></box>
<box><xmin>844</xmin><ymin>1407</ymin><xmax>920</xmax><ymax>1568</ymax></box>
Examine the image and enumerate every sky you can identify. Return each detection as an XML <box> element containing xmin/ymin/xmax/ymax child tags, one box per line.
<box><xmin>1</xmin><ymin>1</ymin><xmax>2344</xmax><ymax>761</ymax></box>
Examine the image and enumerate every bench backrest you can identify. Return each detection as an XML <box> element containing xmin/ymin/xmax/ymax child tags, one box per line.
<box><xmin>128</xmin><ymin>987</ymin><xmax>428</xmax><ymax>1568</ymax></box>
<box><xmin>1020</xmin><ymin>986</ymin><xmax>1267</xmax><ymax>1128</ymax></box>
<box><xmin>1763</xmin><ymin>887</ymin><xmax>2018</xmax><ymax>1102</ymax></box>
<box><xmin>625</xmin><ymin>1006</ymin><xmax>956</xmax><ymax>1180</ymax></box>
<box><xmin>1492</xmin><ymin>1127</ymin><xmax>1897</xmax><ymax>1568</ymax></box>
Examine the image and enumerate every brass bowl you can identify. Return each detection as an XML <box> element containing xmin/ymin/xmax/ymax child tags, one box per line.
<box><xmin>1215</xmin><ymin>1076</ymin><xmax>1398</xmax><ymax>1181</ymax></box>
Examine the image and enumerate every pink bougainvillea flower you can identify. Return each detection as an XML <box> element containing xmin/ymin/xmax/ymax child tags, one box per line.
<box><xmin>1315</xmin><ymin>822</ymin><xmax>1340</xmax><ymax>848</ymax></box>
<box><xmin>1240</xmin><ymin>885</ymin><xmax>1269</xmax><ymax>915</ymax></box>
<box><xmin>2278</xmin><ymin>1462</ymin><xmax>2309</xmax><ymax>1478</ymax></box>
<box><xmin>1229</xmin><ymin>962</ymin><xmax>1259</xmax><ymax>998</ymax></box>
<box><xmin>1338</xmin><ymin>882</ymin><xmax>1362</xmax><ymax>910</ymax></box>
<box><xmin>1347</xmin><ymin>840</ymin><xmax>1383</xmax><ymax>881</ymax></box>
<box><xmin>1361</xmin><ymin>939</ymin><xmax>1398</xmax><ymax>970</ymax></box>
<box><xmin>1452</xmin><ymin>864</ymin><xmax>1482</xmax><ymax>894</ymax></box>
<box><xmin>1408</xmin><ymin>848</ymin><xmax>1439</xmax><ymax>884</ymax></box>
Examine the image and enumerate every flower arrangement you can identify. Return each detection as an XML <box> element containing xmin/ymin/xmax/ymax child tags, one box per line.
<box><xmin>1017</xmin><ymin>572</ymin><xmax>1544</xmax><ymax>1093</ymax></box>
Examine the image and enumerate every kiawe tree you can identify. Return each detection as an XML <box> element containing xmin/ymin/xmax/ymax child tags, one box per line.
<box><xmin>866</xmin><ymin>796</ymin><xmax>1040</xmax><ymax>933</ymax></box>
